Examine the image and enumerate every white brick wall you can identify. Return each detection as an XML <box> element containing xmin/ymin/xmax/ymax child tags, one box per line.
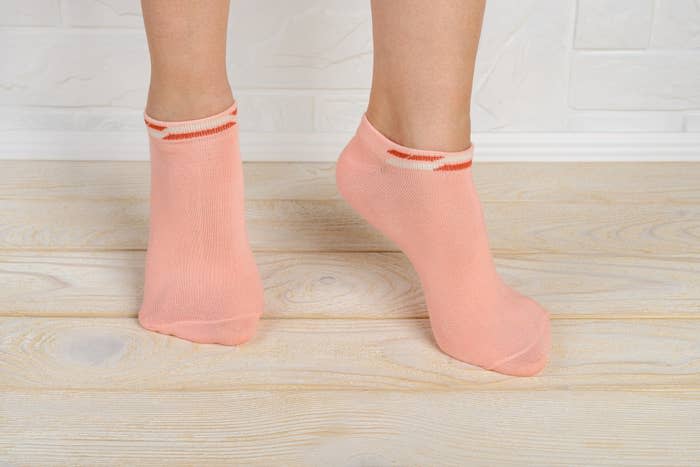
<box><xmin>1</xmin><ymin>0</ymin><xmax>699</xmax><ymax>160</ymax></box>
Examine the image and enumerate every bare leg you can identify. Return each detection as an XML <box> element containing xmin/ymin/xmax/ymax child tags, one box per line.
<box><xmin>366</xmin><ymin>0</ymin><xmax>485</xmax><ymax>151</ymax></box>
<box><xmin>141</xmin><ymin>0</ymin><xmax>233</xmax><ymax>120</ymax></box>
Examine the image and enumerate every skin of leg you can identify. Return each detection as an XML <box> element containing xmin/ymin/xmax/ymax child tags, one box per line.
<box><xmin>141</xmin><ymin>0</ymin><xmax>234</xmax><ymax>120</ymax></box>
<box><xmin>366</xmin><ymin>0</ymin><xmax>485</xmax><ymax>152</ymax></box>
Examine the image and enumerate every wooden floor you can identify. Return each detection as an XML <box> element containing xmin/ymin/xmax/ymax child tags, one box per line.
<box><xmin>1</xmin><ymin>161</ymin><xmax>699</xmax><ymax>466</ymax></box>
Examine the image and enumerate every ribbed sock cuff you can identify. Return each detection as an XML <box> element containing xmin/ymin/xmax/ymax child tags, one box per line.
<box><xmin>144</xmin><ymin>102</ymin><xmax>238</xmax><ymax>141</ymax></box>
<box><xmin>356</xmin><ymin>114</ymin><xmax>474</xmax><ymax>171</ymax></box>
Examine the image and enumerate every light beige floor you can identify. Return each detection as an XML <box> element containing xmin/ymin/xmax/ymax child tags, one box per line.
<box><xmin>1</xmin><ymin>161</ymin><xmax>699</xmax><ymax>466</ymax></box>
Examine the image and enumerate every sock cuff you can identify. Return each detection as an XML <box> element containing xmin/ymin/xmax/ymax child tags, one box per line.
<box><xmin>144</xmin><ymin>101</ymin><xmax>238</xmax><ymax>141</ymax></box>
<box><xmin>356</xmin><ymin>113</ymin><xmax>474</xmax><ymax>171</ymax></box>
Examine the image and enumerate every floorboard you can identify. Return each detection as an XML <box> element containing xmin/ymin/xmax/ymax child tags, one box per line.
<box><xmin>1</xmin><ymin>390</ymin><xmax>698</xmax><ymax>466</ymax></box>
<box><xmin>0</xmin><ymin>250</ymin><xmax>697</xmax><ymax>319</ymax></box>
<box><xmin>1</xmin><ymin>317</ymin><xmax>699</xmax><ymax>391</ymax></box>
<box><xmin>1</xmin><ymin>161</ymin><xmax>698</xmax><ymax>204</ymax></box>
<box><xmin>1</xmin><ymin>198</ymin><xmax>698</xmax><ymax>254</ymax></box>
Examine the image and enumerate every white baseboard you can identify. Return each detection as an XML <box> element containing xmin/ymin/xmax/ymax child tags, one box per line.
<box><xmin>1</xmin><ymin>130</ymin><xmax>699</xmax><ymax>161</ymax></box>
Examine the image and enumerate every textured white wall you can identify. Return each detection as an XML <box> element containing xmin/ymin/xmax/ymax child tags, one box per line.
<box><xmin>1</xmin><ymin>0</ymin><xmax>699</xmax><ymax>160</ymax></box>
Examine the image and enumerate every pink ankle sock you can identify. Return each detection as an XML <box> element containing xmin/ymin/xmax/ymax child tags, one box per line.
<box><xmin>138</xmin><ymin>102</ymin><xmax>264</xmax><ymax>345</ymax></box>
<box><xmin>336</xmin><ymin>115</ymin><xmax>551</xmax><ymax>376</ymax></box>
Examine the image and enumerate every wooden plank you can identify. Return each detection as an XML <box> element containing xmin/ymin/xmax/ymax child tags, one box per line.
<box><xmin>2</xmin><ymin>161</ymin><xmax>698</xmax><ymax>252</ymax></box>
<box><xmin>1</xmin><ymin>197</ymin><xmax>698</xmax><ymax>253</ymax></box>
<box><xmin>1</xmin><ymin>251</ymin><xmax>698</xmax><ymax>319</ymax></box>
<box><xmin>1</xmin><ymin>390</ymin><xmax>698</xmax><ymax>465</ymax></box>
<box><xmin>1</xmin><ymin>317</ymin><xmax>699</xmax><ymax>391</ymax></box>
<box><xmin>1</xmin><ymin>160</ymin><xmax>698</xmax><ymax>204</ymax></box>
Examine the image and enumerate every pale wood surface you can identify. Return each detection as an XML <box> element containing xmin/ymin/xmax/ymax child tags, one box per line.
<box><xmin>1</xmin><ymin>317</ymin><xmax>699</xmax><ymax>391</ymax></box>
<box><xmin>1</xmin><ymin>161</ymin><xmax>699</xmax><ymax>253</ymax></box>
<box><xmin>1</xmin><ymin>391</ymin><xmax>699</xmax><ymax>466</ymax></box>
<box><xmin>1</xmin><ymin>160</ymin><xmax>698</xmax><ymax>203</ymax></box>
<box><xmin>0</xmin><ymin>250</ymin><xmax>698</xmax><ymax>319</ymax></box>
<box><xmin>3</xmin><ymin>197</ymin><xmax>698</xmax><ymax>253</ymax></box>
<box><xmin>0</xmin><ymin>161</ymin><xmax>698</xmax><ymax>466</ymax></box>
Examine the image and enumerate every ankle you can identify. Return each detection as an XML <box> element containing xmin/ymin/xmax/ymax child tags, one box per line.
<box><xmin>146</xmin><ymin>79</ymin><xmax>234</xmax><ymax>121</ymax></box>
<box><xmin>366</xmin><ymin>94</ymin><xmax>472</xmax><ymax>152</ymax></box>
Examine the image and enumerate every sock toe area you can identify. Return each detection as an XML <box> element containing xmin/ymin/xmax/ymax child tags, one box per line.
<box><xmin>487</xmin><ymin>313</ymin><xmax>551</xmax><ymax>377</ymax></box>
<box><xmin>138</xmin><ymin>314</ymin><xmax>261</xmax><ymax>346</ymax></box>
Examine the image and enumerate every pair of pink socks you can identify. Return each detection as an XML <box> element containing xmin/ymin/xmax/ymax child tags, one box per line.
<box><xmin>139</xmin><ymin>102</ymin><xmax>551</xmax><ymax>376</ymax></box>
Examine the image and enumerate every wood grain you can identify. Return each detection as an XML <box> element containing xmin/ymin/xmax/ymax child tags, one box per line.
<box><xmin>1</xmin><ymin>160</ymin><xmax>698</xmax><ymax>203</ymax></box>
<box><xmin>1</xmin><ymin>317</ymin><xmax>699</xmax><ymax>391</ymax></box>
<box><xmin>1</xmin><ymin>161</ymin><xmax>698</xmax><ymax>253</ymax></box>
<box><xmin>1</xmin><ymin>390</ymin><xmax>698</xmax><ymax>466</ymax></box>
<box><xmin>1</xmin><ymin>250</ymin><xmax>698</xmax><ymax>319</ymax></box>
<box><xmin>1</xmin><ymin>197</ymin><xmax>698</xmax><ymax>253</ymax></box>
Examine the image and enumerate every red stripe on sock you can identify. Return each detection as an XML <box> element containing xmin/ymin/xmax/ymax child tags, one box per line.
<box><xmin>387</xmin><ymin>149</ymin><xmax>444</xmax><ymax>162</ymax></box>
<box><xmin>146</xmin><ymin>106</ymin><xmax>236</xmax><ymax>133</ymax></box>
<box><xmin>434</xmin><ymin>160</ymin><xmax>473</xmax><ymax>171</ymax></box>
<box><xmin>145</xmin><ymin>120</ymin><xmax>167</xmax><ymax>131</ymax></box>
<box><xmin>162</xmin><ymin>121</ymin><xmax>236</xmax><ymax>140</ymax></box>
